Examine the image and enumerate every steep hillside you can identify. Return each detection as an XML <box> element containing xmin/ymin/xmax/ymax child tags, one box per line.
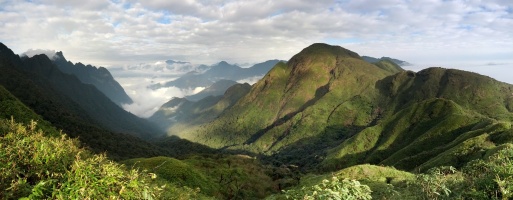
<box><xmin>178</xmin><ymin>43</ymin><xmax>403</xmax><ymax>155</ymax></box>
<box><xmin>164</xmin><ymin>43</ymin><xmax>513</xmax><ymax>173</ymax></box>
<box><xmin>0</xmin><ymin>85</ymin><xmax>59</xmax><ymax>136</ymax></box>
<box><xmin>0</xmin><ymin>42</ymin><xmax>171</xmax><ymax>159</ymax></box>
<box><xmin>52</xmin><ymin>51</ymin><xmax>133</xmax><ymax>105</ymax></box>
<box><xmin>18</xmin><ymin>53</ymin><xmax>162</xmax><ymax>139</ymax></box>
<box><xmin>185</xmin><ymin>79</ymin><xmax>239</xmax><ymax>101</ymax></box>
<box><xmin>149</xmin><ymin>83</ymin><xmax>251</xmax><ymax>133</ymax></box>
<box><xmin>323</xmin><ymin>68</ymin><xmax>513</xmax><ymax>171</ymax></box>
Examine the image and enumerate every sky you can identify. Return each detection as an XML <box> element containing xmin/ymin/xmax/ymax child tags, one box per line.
<box><xmin>1</xmin><ymin>0</ymin><xmax>512</xmax><ymax>116</ymax></box>
<box><xmin>0</xmin><ymin>0</ymin><xmax>512</xmax><ymax>66</ymax></box>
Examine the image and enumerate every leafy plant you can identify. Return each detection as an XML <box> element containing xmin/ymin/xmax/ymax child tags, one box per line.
<box><xmin>0</xmin><ymin>118</ymin><xmax>194</xmax><ymax>199</ymax></box>
<box><xmin>413</xmin><ymin>166</ymin><xmax>457</xmax><ymax>199</ymax></box>
<box><xmin>281</xmin><ymin>176</ymin><xmax>372</xmax><ymax>200</ymax></box>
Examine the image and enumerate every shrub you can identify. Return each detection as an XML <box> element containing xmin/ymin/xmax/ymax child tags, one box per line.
<box><xmin>463</xmin><ymin>146</ymin><xmax>513</xmax><ymax>199</ymax></box>
<box><xmin>0</xmin><ymin>119</ymin><xmax>166</xmax><ymax>199</ymax></box>
<box><xmin>282</xmin><ymin>176</ymin><xmax>372</xmax><ymax>200</ymax></box>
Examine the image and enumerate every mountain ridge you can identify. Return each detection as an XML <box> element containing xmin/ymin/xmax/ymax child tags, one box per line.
<box><xmin>149</xmin><ymin>59</ymin><xmax>281</xmax><ymax>90</ymax></box>
<box><xmin>157</xmin><ymin>43</ymin><xmax>513</xmax><ymax>173</ymax></box>
<box><xmin>52</xmin><ymin>51</ymin><xmax>133</xmax><ymax>105</ymax></box>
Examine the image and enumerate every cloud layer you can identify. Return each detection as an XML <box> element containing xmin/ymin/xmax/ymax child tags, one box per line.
<box><xmin>1</xmin><ymin>0</ymin><xmax>512</xmax><ymax>67</ymax></box>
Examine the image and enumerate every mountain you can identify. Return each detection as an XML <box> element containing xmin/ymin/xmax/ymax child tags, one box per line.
<box><xmin>52</xmin><ymin>51</ymin><xmax>133</xmax><ymax>105</ymax></box>
<box><xmin>160</xmin><ymin>43</ymin><xmax>513</xmax><ymax>173</ymax></box>
<box><xmin>0</xmin><ymin>42</ymin><xmax>171</xmax><ymax>159</ymax></box>
<box><xmin>362</xmin><ymin>56</ymin><xmax>412</xmax><ymax>66</ymax></box>
<box><xmin>149</xmin><ymin>83</ymin><xmax>252</xmax><ymax>133</ymax></box>
<box><xmin>149</xmin><ymin>59</ymin><xmax>281</xmax><ymax>90</ymax></box>
<box><xmin>18</xmin><ymin>54</ymin><xmax>162</xmax><ymax>139</ymax></box>
<box><xmin>185</xmin><ymin>79</ymin><xmax>239</xmax><ymax>101</ymax></box>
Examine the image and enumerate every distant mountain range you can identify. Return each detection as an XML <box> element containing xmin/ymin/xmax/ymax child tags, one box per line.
<box><xmin>184</xmin><ymin>79</ymin><xmax>239</xmax><ymax>101</ymax></box>
<box><xmin>149</xmin><ymin>83</ymin><xmax>251</xmax><ymax>132</ymax></box>
<box><xmin>149</xmin><ymin>60</ymin><xmax>282</xmax><ymax>90</ymax></box>
<box><xmin>362</xmin><ymin>56</ymin><xmax>412</xmax><ymax>66</ymax></box>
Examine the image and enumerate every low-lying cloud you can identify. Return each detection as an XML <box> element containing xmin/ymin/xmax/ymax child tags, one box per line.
<box><xmin>21</xmin><ymin>49</ymin><xmax>58</xmax><ymax>60</ymax></box>
<box><xmin>118</xmin><ymin>77</ymin><xmax>203</xmax><ymax>118</ymax></box>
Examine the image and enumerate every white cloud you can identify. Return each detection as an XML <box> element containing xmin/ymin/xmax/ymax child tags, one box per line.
<box><xmin>118</xmin><ymin>76</ymin><xmax>206</xmax><ymax>118</ymax></box>
<box><xmin>237</xmin><ymin>76</ymin><xmax>263</xmax><ymax>85</ymax></box>
<box><xmin>21</xmin><ymin>49</ymin><xmax>58</xmax><ymax>59</ymax></box>
<box><xmin>0</xmin><ymin>0</ymin><xmax>511</xmax><ymax>77</ymax></box>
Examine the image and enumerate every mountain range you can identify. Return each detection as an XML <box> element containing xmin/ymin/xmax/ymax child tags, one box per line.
<box><xmin>2</xmin><ymin>41</ymin><xmax>513</xmax><ymax>199</ymax></box>
<box><xmin>362</xmin><ymin>56</ymin><xmax>412</xmax><ymax>66</ymax></box>
<box><xmin>51</xmin><ymin>51</ymin><xmax>133</xmax><ymax>105</ymax></box>
<box><xmin>0</xmin><ymin>42</ymin><xmax>171</xmax><ymax>159</ymax></box>
<box><xmin>151</xmin><ymin>43</ymin><xmax>513</xmax><ymax>173</ymax></box>
<box><xmin>149</xmin><ymin>60</ymin><xmax>281</xmax><ymax>90</ymax></box>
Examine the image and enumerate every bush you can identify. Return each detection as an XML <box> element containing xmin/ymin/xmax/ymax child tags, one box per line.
<box><xmin>282</xmin><ymin>176</ymin><xmax>372</xmax><ymax>200</ymax></box>
<box><xmin>0</xmin><ymin>119</ymin><xmax>167</xmax><ymax>199</ymax></box>
<box><xmin>463</xmin><ymin>146</ymin><xmax>513</xmax><ymax>199</ymax></box>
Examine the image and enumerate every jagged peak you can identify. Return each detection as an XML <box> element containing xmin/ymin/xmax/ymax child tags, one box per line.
<box><xmin>53</xmin><ymin>51</ymin><xmax>66</xmax><ymax>61</ymax></box>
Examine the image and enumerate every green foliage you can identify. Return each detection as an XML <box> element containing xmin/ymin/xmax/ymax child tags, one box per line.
<box><xmin>276</xmin><ymin>176</ymin><xmax>372</xmax><ymax>200</ymax></box>
<box><xmin>123</xmin><ymin>157</ymin><xmax>212</xmax><ymax>194</ymax></box>
<box><xmin>0</xmin><ymin>85</ymin><xmax>59</xmax><ymax>136</ymax></box>
<box><xmin>411</xmin><ymin>166</ymin><xmax>459</xmax><ymax>200</ymax></box>
<box><xmin>462</xmin><ymin>145</ymin><xmax>513</xmax><ymax>199</ymax></box>
<box><xmin>0</xmin><ymin>118</ymin><xmax>184</xmax><ymax>199</ymax></box>
<box><xmin>125</xmin><ymin>154</ymin><xmax>277</xmax><ymax>199</ymax></box>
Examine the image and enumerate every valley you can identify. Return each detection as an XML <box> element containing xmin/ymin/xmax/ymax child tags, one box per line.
<box><xmin>1</xmin><ymin>42</ymin><xmax>513</xmax><ymax>199</ymax></box>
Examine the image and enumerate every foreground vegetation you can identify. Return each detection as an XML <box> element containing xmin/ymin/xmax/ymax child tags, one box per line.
<box><xmin>268</xmin><ymin>146</ymin><xmax>513</xmax><ymax>199</ymax></box>
<box><xmin>0</xmin><ymin>119</ymin><xmax>198</xmax><ymax>199</ymax></box>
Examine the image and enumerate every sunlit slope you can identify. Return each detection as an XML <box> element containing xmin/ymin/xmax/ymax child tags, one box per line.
<box><xmin>168</xmin><ymin>43</ymin><xmax>513</xmax><ymax>173</ymax></box>
<box><xmin>324</xmin><ymin>68</ymin><xmax>513</xmax><ymax>171</ymax></box>
<box><xmin>181</xmin><ymin>43</ymin><xmax>402</xmax><ymax>152</ymax></box>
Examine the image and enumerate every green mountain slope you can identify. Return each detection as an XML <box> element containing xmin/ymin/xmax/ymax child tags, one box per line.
<box><xmin>179</xmin><ymin>44</ymin><xmax>402</xmax><ymax>152</ymax></box>
<box><xmin>149</xmin><ymin>83</ymin><xmax>252</xmax><ymax>134</ymax></box>
<box><xmin>0</xmin><ymin>85</ymin><xmax>59</xmax><ymax>136</ymax></box>
<box><xmin>123</xmin><ymin>155</ymin><xmax>276</xmax><ymax>199</ymax></box>
<box><xmin>164</xmin><ymin>43</ymin><xmax>513</xmax><ymax>173</ymax></box>
<box><xmin>322</xmin><ymin>67</ymin><xmax>513</xmax><ymax>171</ymax></box>
<box><xmin>19</xmin><ymin>54</ymin><xmax>162</xmax><ymax>139</ymax></box>
<box><xmin>0</xmin><ymin>42</ymin><xmax>172</xmax><ymax>159</ymax></box>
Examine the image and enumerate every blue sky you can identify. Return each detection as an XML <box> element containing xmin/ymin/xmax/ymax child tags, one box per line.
<box><xmin>0</xmin><ymin>0</ymin><xmax>512</xmax><ymax>83</ymax></box>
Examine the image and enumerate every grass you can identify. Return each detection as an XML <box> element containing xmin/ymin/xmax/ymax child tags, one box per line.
<box><xmin>124</xmin><ymin>154</ymin><xmax>277</xmax><ymax>199</ymax></box>
<box><xmin>0</xmin><ymin>118</ymin><xmax>179</xmax><ymax>199</ymax></box>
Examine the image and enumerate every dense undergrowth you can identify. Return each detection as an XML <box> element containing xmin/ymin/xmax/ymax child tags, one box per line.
<box><xmin>0</xmin><ymin>119</ymin><xmax>197</xmax><ymax>199</ymax></box>
<box><xmin>268</xmin><ymin>145</ymin><xmax>513</xmax><ymax>199</ymax></box>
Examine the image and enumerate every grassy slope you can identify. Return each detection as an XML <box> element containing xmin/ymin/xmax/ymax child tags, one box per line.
<box><xmin>324</xmin><ymin>67</ymin><xmax>513</xmax><ymax>172</ymax></box>
<box><xmin>123</xmin><ymin>155</ymin><xmax>276</xmax><ymax>199</ymax></box>
<box><xmin>182</xmin><ymin>44</ymin><xmax>399</xmax><ymax>155</ymax></box>
<box><xmin>173</xmin><ymin>44</ymin><xmax>513</xmax><ymax>175</ymax></box>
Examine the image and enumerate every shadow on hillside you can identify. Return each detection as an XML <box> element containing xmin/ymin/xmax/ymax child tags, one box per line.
<box><xmin>259</xmin><ymin>125</ymin><xmax>367</xmax><ymax>172</ymax></box>
<box><xmin>243</xmin><ymin>83</ymin><xmax>331</xmax><ymax>145</ymax></box>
